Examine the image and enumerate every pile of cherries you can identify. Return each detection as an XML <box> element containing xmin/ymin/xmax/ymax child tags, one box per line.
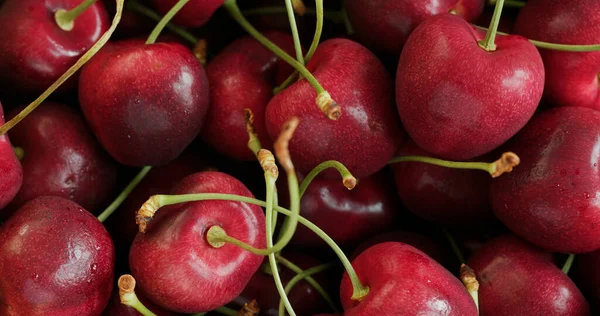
<box><xmin>0</xmin><ymin>0</ymin><xmax>599</xmax><ymax>315</ymax></box>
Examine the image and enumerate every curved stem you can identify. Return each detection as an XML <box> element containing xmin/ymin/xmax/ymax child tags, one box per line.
<box><xmin>488</xmin><ymin>0</ymin><xmax>525</xmax><ymax>8</ymax></box>
<box><xmin>97</xmin><ymin>166</ymin><xmax>152</xmax><ymax>223</ymax></box>
<box><xmin>274</xmin><ymin>0</ymin><xmax>324</xmax><ymax>93</ymax></box>
<box><xmin>126</xmin><ymin>0</ymin><xmax>198</xmax><ymax>45</ymax></box>
<box><xmin>142</xmin><ymin>193</ymin><xmax>369</xmax><ymax>301</ymax></box>
<box><xmin>284</xmin><ymin>0</ymin><xmax>305</xmax><ymax>65</ymax></box>
<box><xmin>443</xmin><ymin>229</ymin><xmax>466</xmax><ymax>264</ymax></box>
<box><xmin>12</xmin><ymin>147</ymin><xmax>24</xmax><ymax>161</ymax></box>
<box><xmin>478</xmin><ymin>0</ymin><xmax>504</xmax><ymax>51</ymax></box>
<box><xmin>146</xmin><ymin>0</ymin><xmax>189</xmax><ymax>45</ymax></box>
<box><xmin>279</xmin><ymin>263</ymin><xmax>336</xmax><ymax>316</ymax></box>
<box><xmin>54</xmin><ymin>0</ymin><xmax>97</xmax><ymax>31</ymax></box>
<box><xmin>389</xmin><ymin>152</ymin><xmax>520</xmax><ymax>178</ymax></box>
<box><xmin>118</xmin><ymin>275</ymin><xmax>157</xmax><ymax>316</ymax></box>
<box><xmin>223</xmin><ymin>0</ymin><xmax>340</xmax><ymax>120</ymax></box>
<box><xmin>299</xmin><ymin>160</ymin><xmax>356</xmax><ymax>199</ymax></box>
<box><xmin>562</xmin><ymin>254</ymin><xmax>576</xmax><ymax>275</ymax></box>
<box><xmin>276</xmin><ymin>256</ymin><xmax>340</xmax><ymax>313</ymax></box>
<box><xmin>0</xmin><ymin>0</ymin><xmax>125</xmax><ymax>136</ymax></box>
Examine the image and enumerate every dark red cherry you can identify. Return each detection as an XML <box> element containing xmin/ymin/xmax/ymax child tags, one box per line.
<box><xmin>0</xmin><ymin>102</ymin><xmax>22</xmax><ymax>210</ymax></box>
<box><xmin>351</xmin><ymin>231</ymin><xmax>445</xmax><ymax>264</ymax></box>
<box><xmin>151</xmin><ymin>0</ymin><xmax>225</xmax><ymax>28</ymax></box>
<box><xmin>0</xmin><ymin>196</ymin><xmax>115</xmax><ymax>315</ymax></box>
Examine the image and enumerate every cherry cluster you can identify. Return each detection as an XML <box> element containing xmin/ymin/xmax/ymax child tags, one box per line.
<box><xmin>0</xmin><ymin>0</ymin><xmax>599</xmax><ymax>315</ymax></box>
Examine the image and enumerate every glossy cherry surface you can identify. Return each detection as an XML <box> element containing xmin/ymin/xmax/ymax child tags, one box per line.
<box><xmin>0</xmin><ymin>102</ymin><xmax>22</xmax><ymax>210</ymax></box>
<box><xmin>492</xmin><ymin>107</ymin><xmax>600</xmax><ymax>253</ymax></box>
<box><xmin>468</xmin><ymin>234</ymin><xmax>591</xmax><ymax>315</ymax></box>
<box><xmin>396</xmin><ymin>13</ymin><xmax>544</xmax><ymax>160</ymax></box>
<box><xmin>129</xmin><ymin>171</ymin><xmax>266</xmax><ymax>313</ymax></box>
<box><xmin>0</xmin><ymin>196</ymin><xmax>115</xmax><ymax>316</ymax></box>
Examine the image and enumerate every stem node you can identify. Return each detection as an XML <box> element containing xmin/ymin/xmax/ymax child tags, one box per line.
<box><xmin>491</xmin><ymin>152</ymin><xmax>520</xmax><ymax>178</ymax></box>
<box><xmin>206</xmin><ymin>225</ymin><xmax>227</xmax><ymax>248</ymax></box>
<box><xmin>343</xmin><ymin>177</ymin><xmax>357</xmax><ymax>190</ymax></box>
<box><xmin>317</xmin><ymin>92</ymin><xmax>341</xmax><ymax>120</ymax></box>
<box><xmin>258</xmin><ymin>149</ymin><xmax>279</xmax><ymax>179</ymax></box>
<box><xmin>460</xmin><ymin>264</ymin><xmax>480</xmax><ymax>311</ymax></box>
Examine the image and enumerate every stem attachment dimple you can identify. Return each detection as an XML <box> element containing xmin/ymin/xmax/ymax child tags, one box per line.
<box><xmin>478</xmin><ymin>0</ymin><xmax>505</xmax><ymax>52</ymax></box>
<box><xmin>460</xmin><ymin>264</ymin><xmax>480</xmax><ymax>312</ymax></box>
<box><xmin>54</xmin><ymin>0</ymin><xmax>98</xmax><ymax>31</ymax></box>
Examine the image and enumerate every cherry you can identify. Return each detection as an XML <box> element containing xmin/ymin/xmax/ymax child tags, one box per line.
<box><xmin>467</xmin><ymin>234</ymin><xmax>591</xmax><ymax>315</ymax></box>
<box><xmin>151</xmin><ymin>0</ymin><xmax>225</xmax><ymax>28</ymax></box>
<box><xmin>514</xmin><ymin>0</ymin><xmax>600</xmax><ymax>110</ymax></box>
<box><xmin>287</xmin><ymin>171</ymin><xmax>400</xmax><ymax>248</ymax></box>
<box><xmin>393</xmin><ymin>139</ymin><xmax>493</xmax><ymax>225</ymax></box>
<box><xmin>129</xmin><ymin>171</ymin><xmax>266</xmax><ymax>313</ymax></box>
<box><xmin>0</xmin><ymin>196</ymin><xmax>115</xmax><ymax>315</ymax></box>
<box><xmin>201</xmin><ymin>31</ymin><xmax>298</xmax><ymax>161</ymax></box>
<box><xmin>340</xmin><ymin>242</ymin><xmax>477</xmax><ymax>315</ymax></box>
<box><xmin>79</xmin><ymin>39</ymin><xmax>209</xmax><ymax>166</ymax></box>
<box><xmin>5</xmin><ymin>102</ymin><xmax>117</xmax><ymax>216</ymax></box>
<box><xmin>491</xmin><ymin>106</ymin><xmax>600</xmax><ymax>253</ymax></box>
<box><xmin>344</xmin><ymin>0</ymin><xmax>485</xmax><ymax>55</ymax></box>
<box><xmin>351</xmin><ymin>231</ymin><xmax>445</xmax><ymax>264</ymax></box>
<box><xmin>102</xmin><ymin>285</ymin><xmax>177</xmax><ymax>316</ymax></box>
<box><xmin>266</xmin><ymin>38</ymin><xmax>403</xmax><ymax>178</ymax></box>
<box><xmin>396</xmin><ymin>13</ymin><xmax>544</xmax><ymax>160</ymax></box>
<box><xmin>0</xmin><ymin>102</ymin><xmax>22</xmax><ymax>210</ymax></box>
<box><xmin>0</xmin><ymin>0</ymin><xmax>109</xmax><ymax>93</ymax></box>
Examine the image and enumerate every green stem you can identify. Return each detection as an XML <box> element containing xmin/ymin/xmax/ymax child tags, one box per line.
<box><xmin>223</xmin><ymin>0</ymin><xmax>338</xmax><ymax>119</ymax></box>
<box><xmin>284</xmin><ymin>0</ymin><xmax>305</xmax><ymax>65</ymax></box>
<box><xmin>274</xmin><ymin>0</ymin><xmax>324</xmax><ymax>93</ymax></box>
<box><xmin>12</xmin><ymin>147</ymin><xmax>24</xmax><ymax>161</ymax></box>
<box><xmin>278</xmin><ymin>261</ymin><xmax>337</xmax><ymax>316</ymax></box>
<box><xmin>478</xmin><ymin>0</ymin><xmax>504</xmax><ymax>51</ymax></box>
<box><xmin>562</xmin><ymin>254</ymin><xmax>576</xmax><ymax>274</ymax></box>
<box><xmin>0</xmin><ymin>0</ymin><xmax>125</xmax><ymax>136</ymax></box>
<box><xmin>97</xmin><ymin>166</ymin><xmax>152</xmax><ymax>223</ymax></box>
<box><xmin>126</xmin><ymin>0</ymin><xmax>198</xmax><ymax>45</ymax></box>
<box><xmin>488</xmin><ymin>0</ymin><xmax>525</xmax><ymax>8</ymax></box>
<box><xmin>299</xmin><ymin>160</ymin><xmax>355</xmax><ymax>199</ymax></box>
<box><xmin>276</xmin><ymin>256</ymin><xmax>340</xmax><ymax>313</ymax></box>
<box><xmin>265</xmin><ymin>175</ymin><xmax>296</xmax><ymax>316</ymax></box>
<box><xmin>390</xmin><ymin>156</ymin><xmax>492</xmax><ymax>173</ymax></box>
<box><xmin>153</xmin><ymin>193</ymin><xmax>370</xmax><ymax>301</ymax></box>
<box><xmin>54</xmin><ymin>0</ymin><xmax>98</xmax><ymax>31</ymax></box>
<box><xmin>443</xmin><ymin>229</ymin><xmax>466</xmax><ymax>264</ymax></box>
<box><xmin>146</xmin><ymin>0</ymin><xmax>189</xmax><ymax>45</ymax></box>
<box><xmin>122</xmin><ymin>294</ymin><xmax>156</xmax><ymax>316</ymax></box>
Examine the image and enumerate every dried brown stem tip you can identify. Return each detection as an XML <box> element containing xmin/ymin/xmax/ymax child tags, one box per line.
<box><xmin>274</xmin><ymin>117</ymin><xmax>300</xmax><ymax>172</ymax></box>
<box><xmin>460</xmin><ymin>264</ymin><xmax>479</xmax><ymax>292</ymax></box>
<box><xmin>193</xmin><ymin>39</ymin><xmax>207</xmax><ymax>65</ymax></box>
<box><xmin>292</xmin><ymin>0</ymin><xmax>306</xmax><ymax>15</ymax></box>
<box><xmin>343</xmin><ymin>177</ymin><xmax>357</xmax><ymax>190</ymax></box>
<box><xmin>316</xmin><ymin>92</ymin><xmax>341</xmax><ymax>120</ymax></box>
<box><xmin>238</xmin><ymin>299</ymin><xmax>260</xmax><ymax>316</ymax></box>
<box><xmin>491</xmin><ymin>152</ymin><xmax>520</xmax><ymax>178</ymax></box>
<box><xmin>118</xmin><ymin>274</ymin><xmax>136</xmax><ymax>301</ymax></box>
<box><xmin>136</xmin><ymin>195</ymin><xmax>161</xmax><ymax>233</ymax></box>
<box><xmin>257</xmin><ymin>149</ymin><xmax>279</xmax><ymax>179</ymax></box>
<box><xmin>244</xmin><ymin>108</ymin><xmax>256</xmax><ymax>134</ymax></box>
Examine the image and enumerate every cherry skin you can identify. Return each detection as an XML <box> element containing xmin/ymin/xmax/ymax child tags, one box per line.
<box><xmin>102</xmin><ymin>286</ymin><xmax>177</xmax><ymax>316</ymax></box>
<box><xmin>287</xmin><ymin>171</ymin><xmax>400</xmax><ymax>249</ymax></box>
<box><xmin>467</xmin><ymin>234</ymin><xmax>591</xmax><ymax>315</ymax></box>
<box><xmin>151</xmin><ymin>0</ymin><xmax>225</xmax><ymax>28</ymax></box>
<box><xmin>514</xmin><ymin>0</ymin><xmax>600</xmax><ymax>110</ymax></box>
<box><xmin>79</xmin><ymin>39</ymin><xmax>209</xmax><ymax>167</ymax></box>
<box><xmin>129</xmin><ymin>171</ymin><xmax>266</xmax><ymax>313</ymax></box>
<box><xmin>0</xmin><ymin>102</ymin><xmax>22</xmax><ymax>210</ymax></box>
<box><xmin>396</xmin><ymin>13</ymin><xmax>544</xmax><ymax>160</ymax></box>
<box><xmin>0</xmin><ymin>196</ymin><xmax>115</xmax><ymax>315</ymax></box>
<box><xmin>340</xmin><ymin>242</ymin><xmax>478</xmax><ymax>315</ymax></box>
<box><xmin>0</xmin><ymin>0</ymin><xmax>108</xmax><ymax>93</ymax></box>
<box><xmin>5</xmin><ymin>102</ymin><xmax>117</xmax><ymax>216</ymax></box>
<box><xmin>344</xmin><ymin>0</ymin><xmax>484</xmax><ymax>55</ymax></box>
<box><xmin>392</xmin><ymin>139</ymin><xmax>493</xmax><ymax>225</ymax></box>
<box><xmin>201</xmin><ymin>31</ymin><xmax>298</xmax><ymax>161</ymax></box>
<box><xmin>266</xmin><ymin>38</ymin><xmax>403</xmax><ymax>178</ymax></box>
<box><xmin>492</xmin><ymin>107</ymin><xmax>600</xmax><ymax>253</ymax></box>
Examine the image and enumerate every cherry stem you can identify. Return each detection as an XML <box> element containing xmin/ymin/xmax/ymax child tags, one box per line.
<box><xmin>389</xmin><ymin>152</ymin><xmax>520</xmax><ymax>178</ymax></box>
<box><xmin>299</xmin><ymin>160</ymin><xmax>356</xmax><ymax>198</ymax></box>
<box><xmin>488</xmin><ymin>0</ymin><xmax>525</xmax><ymax>8</ymax></box>
<box><xmin>275</xmin><ymin>255</ymin><xmax>340</xmax><ymax>313</ymax></box>
<box><xmin>126</xmin><ymin>0</ymin><xmax>198</xmax><ymax>45</ymax></box>
<box><xmin>562</xmin><ymin>254</ymin><xmax>576</xmax><ymax>274</ymax></box>
<box><xmin>223</xmin><ymin>0</ymin><xmax>341</xmax><ymax>120</ymax></box>
<box><xmin>279</xmin><ymin>263</ymin><xmax>336</xmax><ymax>316</ymax></box>
<box><xmin>0</xmin><ymin>0</ymin><xmax>125</xmax><ymax>136</ymax></box>
<box><xmin>460</xmin><ymin>264</ymin><xmax>480</xmax><ymax>312</ymax></box>
<box><xmin>118</xmin><ymin>274</ymin><xmax>157</xmax><ymax>316</ymax></box>
<box><xmin>54</xmin><ymin>0</ymin><xmax>97</xmax><ymax>31</ymax></box>
<box><xmin>97</xmin><ymin>166</ymin><xmax>152</xmax><ymax>223</ymax></box>
<box><xmin>146</xmin><ymin>0</ymin><xmax>189</xmax><ymax>45</ymax></box>
<box><xmin>238</xmin><ymin>300</ymin><xmax>260</xmax><ymax>316</ymax></box>
<box><xmin>443</xmin><ymin>229</ymin><xmax>466</xmax><ymax>264</ymax></box>
<box><xmin>478</xmin><ymin>0</ymin><xmax>504</xmax><ymax>52</ymax></box>
<box><xmin>244</xmin><ymin>108</ymin><xmax>262</xmax><ymax>156</ymax></box>
<box><xmin>242</xmin><ymin>6</ymin><xmax>344</xmax><ymax>24</ymax></box>
<box><xmin>284</xmin><ymin>0</ymin><xmax>305</xmax><ymax>66</ymax></box>
<box><xmin>274</xmin><ymin>0</ymin><xmax>324</xmax><ymax>94</ymax></box>
<box><xmin>136</xmin><ymin>193</ymin><xmax>369</xmax><ymax>301</ymax></box>
<box><xmin>12</xmin><ymin>147</ymin><xmax>24</xmax><ymax>161</ymax></box>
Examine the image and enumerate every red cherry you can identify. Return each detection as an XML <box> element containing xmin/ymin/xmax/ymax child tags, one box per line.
<box><xmin>0</xmin><ymin>102</ymin><xmax>22</xmax><ymax>210</ymax></box>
